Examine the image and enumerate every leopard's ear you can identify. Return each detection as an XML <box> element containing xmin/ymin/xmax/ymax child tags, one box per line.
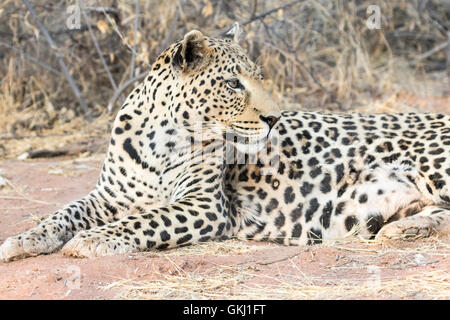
<box><xmin>173</xmin><ymin>30</ymin><xmax>212</xmax><ymax>73</ymax></box>
<box><xmin>224</xmin><ymin>22</ymin><xmax>242</xmax><ymax>43</ymax></box>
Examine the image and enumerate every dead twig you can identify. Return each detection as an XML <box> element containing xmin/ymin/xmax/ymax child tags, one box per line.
<box><xmin>1</xmin><ymin>178</ymin><xmax>59</xmax><ymax>206</ymax></box>
<box><xmin>20</xmin><ymin>142</ymin><xmax>101</xmax><ymax>159</ymax></box>
<box><xmin>417</xmin><ymin>39</ymin><xmax>449</xmax><ymax>61</ymax></box>
<box><xmin>159</xmin><ymin>2</ymin><xmax>182</xmax><ymax>52</ymax></box>
<box><xmin>333</xmin><ymin>246</ymin><xmax>378</xmax><ymax>254</ymax></box>
<box><xmin>107</xmin><ymin>72</ymin><xmax>149</xmax><ymax>112</ymax></box>
<box><xmin>216</xmin><ymin>0</ymin><xmax>304</xmax><ymax>36</ymax></box>
<box><xmin>130</xmin><ymin>0</ymin><xmax>140</xmax><ymax>79</ymax></box>
<box><xmin>240</xmin><ymin>0</ymin><xmax>304</xmax><ymax>27</ymax></box>
<box><xmin>27</xmin><ymin>149</ymin><xmax>68</xmax><ymax>158</ymax></box>
<box><xmin>256</xmin><ymin>248</ymin><xmax>308</xmax><ymax>265</ymax></box>
<box><xmin>83</xmin><ymin>6</ymin><xmax>120</xmax><ymax>20</ymax></box>
<box><xmin>0</xmin><ymin>25</ymin><xmax>91</xmax><ymax>42</ymax></box>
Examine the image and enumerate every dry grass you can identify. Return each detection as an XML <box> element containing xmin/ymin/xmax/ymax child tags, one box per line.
<box><xmin>108</xmin><ymin>269</ymin><xmax>449</xmax><ymax>299</ymax></box>
<box><xmin>133</xmin><ymin>238</ymin><xmax>280</xmax><ymax>258</ymax></box>
<box><xmin>103</xmin><ymin>237</ymin><xmax>450</xmax><ymax>300</ymax></box>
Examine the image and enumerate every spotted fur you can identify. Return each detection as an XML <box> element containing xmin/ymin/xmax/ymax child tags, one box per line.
<box><xmin>1</xmin><ymin>29</ymin><xmax>449</xmax><ymax>261</ymax></box>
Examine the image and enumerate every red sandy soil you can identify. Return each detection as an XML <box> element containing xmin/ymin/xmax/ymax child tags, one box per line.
<box><xmin>0</xmin><ymin>158</ymin><xmax>448</xmax><ymax>300</ymax></box>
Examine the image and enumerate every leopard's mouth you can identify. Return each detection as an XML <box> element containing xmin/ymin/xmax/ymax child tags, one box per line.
<box><xmin>226</xmin><ymin>127</ymin><xmax>270</xmax><ymax>154</ymax></box>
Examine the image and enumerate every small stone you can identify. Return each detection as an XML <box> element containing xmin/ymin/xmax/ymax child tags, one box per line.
<box><xmin>17</xmin><ymin>152</ymin><xmax>29</xmax><ymax>160</ymax></box>
<box><xmin>0</xmin><ymin>176</ymin><xmax>6</xmax><ymax>188</ymax></box>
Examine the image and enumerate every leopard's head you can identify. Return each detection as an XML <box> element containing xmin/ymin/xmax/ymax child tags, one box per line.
<box><xmin>154</xmin><ymin>26</ymin><xmax>280</xmax><ymax>153</ymax></box>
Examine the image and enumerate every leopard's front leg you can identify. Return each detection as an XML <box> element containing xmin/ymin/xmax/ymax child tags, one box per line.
<box><xmin>62</xmin><ymin>192</ymin><xmax>232</xmax><ymax>258</ymax></box>
<box><xmin>0</xmin><ymin>190</ymin><xmax>121</xmax><ymax>262</ymax></box>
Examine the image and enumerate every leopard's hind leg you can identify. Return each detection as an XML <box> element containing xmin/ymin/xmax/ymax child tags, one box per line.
<box><xmin>333</xmin><ymin>162</ymin><xmax>447</xmax><ymax>241</ymax></box>
<box><xmin>376</xmin><ymin>205</ymin><xmax>450</xmax><ymax>240</ymax></box>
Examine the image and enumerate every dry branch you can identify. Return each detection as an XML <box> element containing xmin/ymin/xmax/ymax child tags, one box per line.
<box><xmin>130</xmin><ymin>0</ymin><xmax>140</xmax><ymax>79</ymax></box>
<box><xmin>240</xmin><ymin>0</ymin><xmax>303</xmax><ymax>26</ymax></box>
<box><xmin>216</xmin><ymin>0</ymin><xmax>304</xmax><ymax>36</ymax></box>
<box><xmin>0</xmin><ymin>40</ymin><xmax>61</xmax><ymax>75</ymax></box>
<box><xmin>418</xmin><ymin>40</ymin><xmax>449</xmax><ymax>61</ymax></box>
<box><xmin>22</xmin><ymin>0</ymin><xmax>91</xmax><ymax>119</ymax></box>
<box><xmin>107</xmin><ymin>72</ymin><xmax>149</xmax><ymax>112</ymax></box>
<box><xmin>80</xmin><ymin>0</ymin><xmax>118</xmax><ymax>91</ymax></box>
<box><xmin>159</xmin><ymin>3</ymin><xmax>182</xmax><ymax>52</ymax></box>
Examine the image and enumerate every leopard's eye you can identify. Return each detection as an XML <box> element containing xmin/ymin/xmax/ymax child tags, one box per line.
<box><xmin>226</xmin><ymin>78</ymin><xmax>244</xmax><ymax>91</ymax></box>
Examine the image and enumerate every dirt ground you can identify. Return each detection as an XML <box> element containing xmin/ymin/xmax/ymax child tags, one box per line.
<box><xmin>0</xmin><ymin>157</ymin><xmax>448</xmax><ymax>300</ymax></box>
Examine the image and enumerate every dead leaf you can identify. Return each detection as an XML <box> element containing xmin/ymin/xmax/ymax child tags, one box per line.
<box><xmin>97</xmin><ymin>20</ymin><xmax>110</xmax><ymax>34</ymax></box>
<box><xmin>125</xmin><ymin>29</ymin><xmax>142</xmax><ymax>46</ymax></box>
<box><xmin>202</xmin><ymin>0</ymin><xmax>213</xmax><ymax>17</ymax></box>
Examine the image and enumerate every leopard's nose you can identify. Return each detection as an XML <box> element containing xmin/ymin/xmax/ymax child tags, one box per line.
<box><xmin>260</xmin><ymin>115</ymin><xmax>280</xmax><ymax>130</ymax></box>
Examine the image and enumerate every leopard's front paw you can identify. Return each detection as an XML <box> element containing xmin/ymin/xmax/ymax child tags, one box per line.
<box><xmin>375</xmin><ymin>217</ymin><xmax>435</xmax><ymax>241</ymax></box>
<box><xmin>61</xmin><ymin>231</ymin><xmax>136</xmax><ymax>258</ymax></box>
<box><xmin>0</xmin><ymin>236</ymin><xmax>27</xmax><ymax>262</ymax></box>
<box><xmin>0</xmin><ymin>231</ymin><xmax>65</xmax><ymax>262</ymax></box>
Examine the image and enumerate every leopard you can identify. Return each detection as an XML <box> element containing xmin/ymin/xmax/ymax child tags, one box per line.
<box><xmin>1</xmin><ymin>25</ymin><xmax>449</xmax><ymax>262</ymax></box>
